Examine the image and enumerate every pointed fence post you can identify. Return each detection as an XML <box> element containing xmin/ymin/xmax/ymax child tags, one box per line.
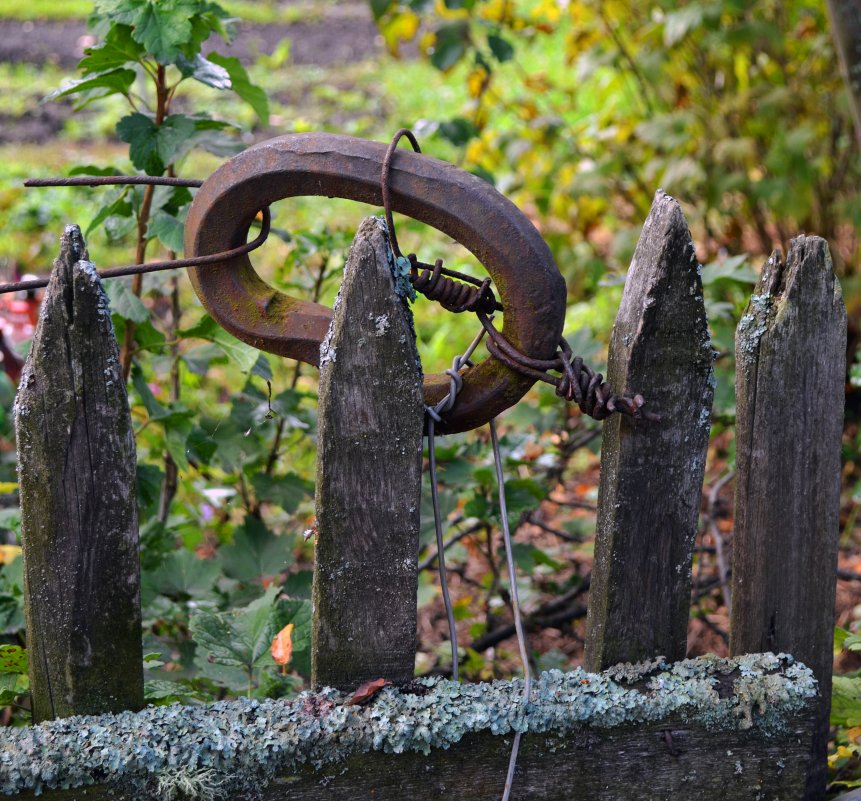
<box><xmin>15</xmin><ymin>225</ymin><xmax>143</xmax><ymax>721</ymax></box>
<box><xmin>730</xmin><ymin>237</ymin><xmax>845</xmax><ymax>801</ymax></box>
<box><xmin>584</xmin><ymin>191</ymin><xmax>714</xmax><ymax>671</ymax></box>
<box><xmin>312</xmin><ymin>217</ymin><xmax>423</xmax><ymax>691</ymax></box>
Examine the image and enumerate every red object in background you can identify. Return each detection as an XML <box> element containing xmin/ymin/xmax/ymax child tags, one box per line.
<box><xmin>0</xmin><ymin>278</ymin><xmax>42</xmax><ymax>382</ymax></box>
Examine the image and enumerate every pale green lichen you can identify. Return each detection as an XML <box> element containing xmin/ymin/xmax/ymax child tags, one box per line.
<box><xmin>0</xmin><ymin>653</ymin><xmax>815</xmax><ymax>799</ymax></box>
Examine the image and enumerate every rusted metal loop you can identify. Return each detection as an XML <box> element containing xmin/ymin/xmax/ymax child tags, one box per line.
<box><xmin>185</xmin><ymin>132</ymin><xmax>567</xmax><ymax>434</ymax></box>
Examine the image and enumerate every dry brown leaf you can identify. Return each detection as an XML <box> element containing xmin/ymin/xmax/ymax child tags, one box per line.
<box><xmin>346</xmin><ymin>677</ymin><xmax>389</xmax><ymax>706</ymax></box>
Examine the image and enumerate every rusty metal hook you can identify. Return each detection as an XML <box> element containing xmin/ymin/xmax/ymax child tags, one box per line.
<box><xmin>185</xmin><ymin>133</ymin><xmax>566</xmax><ymax>434</ymax></box>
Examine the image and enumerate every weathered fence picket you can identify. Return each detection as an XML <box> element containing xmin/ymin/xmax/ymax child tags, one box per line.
<box><xmin>14</xmin><ymin>226</ymin><xmax>143</xmax><ymax>722</ymax></box>
<box><xmin>312</xmin><ymin>217</ymin><xmax>424</xmax><ymax>690</ymax></box>
<box><xmin>2</xmin><ymin>202</ymin><xmax>844</xmax><ymax>801</ymax></box>
<box><xmin>730</xmin><ymin>236</ymin><xmax>846</xmax><ymax>801</ymax></box>
<box><xmin>584</xmin><ymin>191</ymin><xmax>714</xmax><ymax>671</ymax></box>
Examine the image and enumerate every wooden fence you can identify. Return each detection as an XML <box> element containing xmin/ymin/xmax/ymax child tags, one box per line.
<box><xmin>4</xmin><ymin>190</ymin><xmax>846</xmax><ymax>801</ymax></box>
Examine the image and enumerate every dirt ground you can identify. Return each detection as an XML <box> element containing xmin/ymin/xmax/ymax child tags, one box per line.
<box><xmin>0</xmin><ymin>4</ymin><xmax>380</xmax><ymax>144</ymax></box>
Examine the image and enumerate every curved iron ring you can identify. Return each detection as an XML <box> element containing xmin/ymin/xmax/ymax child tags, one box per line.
<box><xmin>185</xmin><ymin>132</ymin><xmax>567</xmax><ymax>434</ymax></box>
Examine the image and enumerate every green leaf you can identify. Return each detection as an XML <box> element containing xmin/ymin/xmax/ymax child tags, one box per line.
<box><xmin>86</xmin><ymin>191</ymin><xmax>134</xmax><ymax>238</ymax></box>
<box><xmin>69</xmin><ymin>165</ymin><xmax>123</xmax><ymax>177</ymax></box>
<box><xmin>145</xmin><ymin>549</ymin><xmax>221</xmax><ymax>599</ymax></box>
<box><xmin>95</xmin><ymin>0</ymin><xmax>201</xmax><ymax>64</ymax></box>
<box><xmin>176</xmin><ymin>53</ymin><xmax>231</xmax><ymax>89</ymax></box>
<box><xmin>219</xmin><ymin>517</ymin><xmax>295</xmax><ymax>583</ymax></box>
<box><xmin>487</xmin><ymin>33</ymin><xmax>513</xmax><ymax>63</ymax></box>
<box><xmin>0</xmin><ymin>672</ymin><xmax>27</xmax><ymax>706</ymax></box>
<box><xmin>137</xmin><ymin>463</ymin><xmax>165</xmax><ymax>520</ymax></box>
<box><xmin>0</xmin><ymin>645</ymin><xmax>26</xmax><ymax>675</ymax></box>
<box><xmin>190</xmin><ymin>583</ymin><xmax>280</xmax><ymax>674</ymax></box>
<box><xmin>251</xmin><ymin>473</ymin><xmax>313</xmax><ymax>514</ymax></box>
<box><xmin>144</xmin><ymin>679</ymin><xmax>203</xmax><ymax>704</ymax></box>
<box><xmin>78</xmin><ymin>24</ymin><xmax>144</xmax><ymax>73</ymax></box>
<box><xmin>510</xmin><ymin>543</ymin><xmax>563</xmax><ymax>571</ymax></box>
<box><xmin>116</xmin><ymin>112</ymin><xmax>197</xmax><ymax>176</ymax></box>
<box><xmin>431</xmin><ymin>22</ymin><xmax>470</xmax><ymax>71</ymax></box>
<box><xmin>179</xmin><ymin>314</ymin><xmax>261</xmax><ymax>373</ymax></box>
<box><xmin>437</xmin><ymin>117</ymin><xmax>478</xmax><ymax>146</ymax></box>
<box><xmin>370</xmin><ymin>0</ymin><xmax>392</xmax><ymax>20</ymax></box>
<box><xmin>700</xmin><ymin>255</ymin><xmax>758</xmax><ymax>286</ymax></box>
<box><xmin>105</xmin><ymin>279</ymin><xmax>148</xmax><ymax>323</ymax></box>
<box><xmin>45</xmin><ymin>68</ymin><xmax>136</xmax><ymax>105</ymax></box>
<box><xmin>207</xmin><ymin>53</ymin><xmax>270</xmax><ymax>125</ymax></box>
<box><xmin>832</xmin><ymin>675</ymin><xmax>861</xmax><ymax>727</ymax></box>
<box><xmin>164</xmin><ymin>414</ymin><xmax>193</xmax><ymax>471</ymax></box>
<box><xmin>148</xmin><ymin>210</ymin><xmax>186</xmax><ymax>253</ymax></box>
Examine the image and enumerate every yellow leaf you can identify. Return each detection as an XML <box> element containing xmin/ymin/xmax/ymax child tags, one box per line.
<box><xmin>0</xmin><ymin>483</ymin><xmax>17</xmax><ymax>494</ymax></box>
<box><xmin>467</xmin><ymin>67</ymin><xmax>489</xmax><ymax>99</ymax></box>
<box><xmin>434</xmin><ymin>0</ymin><xmax>469</xmax><ymax>20</ymax></box>
<box><xmin>0</xmin><ymin>545</ymin><xmax>21</xmax><ymax>565</ymax></box>
<box><xmin>270</xmin><ymin>623</ymin><xmax>294</xmax><ymax>666</ymax></box>
<box><xmin>478</xmin><ymin>0</ymin><xmax>509</xmax><ymax>24</ymax></box>
<box><xmin>382</xmin><ymin>11</ymin><xmax>420</xmax><ymax>56</ymax></box>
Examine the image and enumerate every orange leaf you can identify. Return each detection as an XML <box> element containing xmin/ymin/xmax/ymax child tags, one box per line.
<box><xmin>270</xmin><ymin>623</ymin><xmax>294</xmax><ymax>666</ymax></box>
<box><xmin>346</xmin><ymin>678</ymin><xmax>389</xmax><ymax>706</ymax></box>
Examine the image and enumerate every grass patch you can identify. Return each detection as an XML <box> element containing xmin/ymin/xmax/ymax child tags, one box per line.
<box><xmin>0</xmin><ymin>0</ymin><xmax>338</xmax><ymax>23</ymax></box>
<box><xmin>0</xmin><ymin>0</ymin><xmax>91</xmax><ymax>20</ymax></box>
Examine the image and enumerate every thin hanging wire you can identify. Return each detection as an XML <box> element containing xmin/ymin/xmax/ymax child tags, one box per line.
<box><xmin>425</xmin><ymin>326</ymin><xmax>489</xmax><ymax>683</ymax></box>
<box><xmin>490</xmin><ymin>419</ymin><xmax>532</xmax><ymax>801</ymax></box>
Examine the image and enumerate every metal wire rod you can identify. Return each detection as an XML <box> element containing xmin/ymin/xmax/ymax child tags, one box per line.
<box><xmin>491</xmin><ymin>418</ymin><xmax>532</xmax><ymax>801</ymax></box>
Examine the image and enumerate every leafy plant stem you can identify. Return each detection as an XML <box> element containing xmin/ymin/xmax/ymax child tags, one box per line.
<box><xmin>120</xmin><ymin>64</ymin><xmax>171</xmax><ymax>380</ymax></box>
<box><xmin>158</xmin><ymin>272</ymin><xmax>182</xmax><ymax>523</ymax></box>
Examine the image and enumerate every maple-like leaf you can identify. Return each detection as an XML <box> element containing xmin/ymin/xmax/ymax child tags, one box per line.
<box><xmin>270</xmin><ymin>623</ymin><xmax>294</xmax><ymax>666</ymax></box>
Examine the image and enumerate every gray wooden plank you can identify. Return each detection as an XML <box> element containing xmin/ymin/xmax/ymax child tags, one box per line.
<box><xmin>1</xmin><ymin>653</ymin><xmax>817</xmax><ymax>801</ymax></box>
<box><xmin>730</xmin><ymin>236</ymin><xmax>846</xmax><ymax>801</ymax></box>
<box><xmin>14</xmin><ymin>225</ymin><xmax>143</xmax><ymax>722</ymax></box>
<box><xmin>584</xmin><ymin>190</ymin><xmax>714</xmax><ymax>671</ymax></box>
<box><xmin>311</xmin><ymin>217</ymin><xmax>423</xmax><ymax>690</ymax></box>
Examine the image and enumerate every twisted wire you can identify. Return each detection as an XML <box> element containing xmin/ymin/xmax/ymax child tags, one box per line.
<box><xmin>476</xmin><ymin>312</ymin><xmax>659</xmax><ymax>422</ymax></box>
<box><xmin>409</xmin><ymin>255</ymin><xmax>499</xmax><ymax>314</ymax></box>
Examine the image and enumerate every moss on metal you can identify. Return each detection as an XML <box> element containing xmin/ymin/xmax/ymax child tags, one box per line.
<box><xmin>0</xmin><ymin>653</ymin><xmax>815</xmax><ymax>799</ymax></box>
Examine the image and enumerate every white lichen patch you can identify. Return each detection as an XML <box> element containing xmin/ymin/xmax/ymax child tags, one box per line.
<box><xmin>0</xmin><ymin>653</ymin><xmax>815</xmax><ymax>799</ymax></box>
<box><xmin>372</xmin><ymin>314</ymin><xmax>390</xmax><ymax>336</ymax></box>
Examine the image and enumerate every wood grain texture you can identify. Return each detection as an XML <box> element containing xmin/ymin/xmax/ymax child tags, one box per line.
<box><xmin>584</xmin><ymin>191</ymin><xmax>714</xmax><ymax>671</ymax></box>
<box><xmin>14</xmin><ymin>225</ymin><xmax>143</xmax><ymax>722</ymax></box>
<box><xmin>730</xmin><ymin>237</ymin><xmax>846</xmax><ymax>801</ymax></box>
<box><xmin>311</xmin><ymin>217</ymin><xmax>423</xmax><ymax>691</ymax></box>
<box><xmin>277</xmin><ymin>722</ymin><xmax>811</xmax><ymax>801</ymax></box>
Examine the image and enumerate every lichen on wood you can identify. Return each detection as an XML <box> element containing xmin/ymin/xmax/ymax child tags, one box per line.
<box><xmin>0</xmin><ymin>653</ymin><xmax>817</xmax><ymax>800</ymax></box>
